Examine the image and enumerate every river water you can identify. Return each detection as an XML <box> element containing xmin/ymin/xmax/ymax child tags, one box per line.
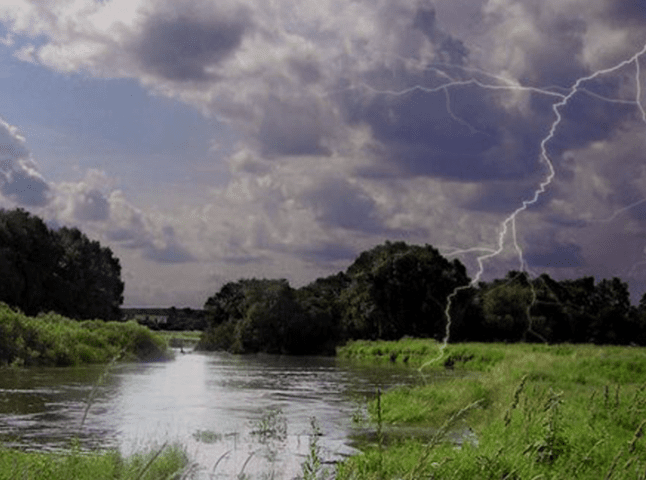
<box><xmin>0</xmin><ymin>350</ymin><xmax>423</xmax><ymax>479</ymax></box>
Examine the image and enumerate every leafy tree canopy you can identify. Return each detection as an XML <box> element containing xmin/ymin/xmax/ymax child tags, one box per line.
<box><xmin>0</xmin><ymin>208</ymin><xmax>124</xmax><ymax>320</ymax></box>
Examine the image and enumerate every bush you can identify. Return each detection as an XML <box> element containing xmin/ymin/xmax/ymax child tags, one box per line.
<box><xmin>0</xmin><ymin>303</ymin><xmax>170</xmax><ymax>367</ymax></box>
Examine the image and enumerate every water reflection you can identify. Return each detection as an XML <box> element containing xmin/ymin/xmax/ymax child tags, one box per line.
<box><xmin>0</xmin><ymin>351</ymin><xmax>423</xmax><ymax>478</ymax></box>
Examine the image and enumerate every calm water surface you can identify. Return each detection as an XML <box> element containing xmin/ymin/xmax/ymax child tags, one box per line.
<box><xmin>0</xmin><ymin>350</ymin><xmax>424</xmax><ymax>479</ymax></box>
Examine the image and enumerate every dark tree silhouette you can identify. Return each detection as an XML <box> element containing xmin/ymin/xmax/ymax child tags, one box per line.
<box><xmin>0</xmin><ymin>209</ymin><xmax>124</xmax><ymax>320</ymax></box>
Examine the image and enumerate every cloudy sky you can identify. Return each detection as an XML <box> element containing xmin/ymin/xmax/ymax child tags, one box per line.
<box><xmin>0</xmin><ymin>0</ymin><xmax>645</xmax><ymax>307</ymax></box>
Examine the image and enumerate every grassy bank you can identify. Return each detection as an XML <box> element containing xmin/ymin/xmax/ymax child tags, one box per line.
<box><xmin>336</xmin><ymin>340</ymin><xmax>646</xmax><ymax>479</ymax></box>
<box><xmin>158</xmin><ymin>330</ymin><xmax>202</xmax><ymax>349</ymax></box>
<box><xmin>0</xmin><ymin>303</ymin><xmax>171</xmax><ymax>367</ymax></box>
<box><xmin>0</xmin><ymin>443</ymin><xmax>191</xmax><ymax>480</ymax></box>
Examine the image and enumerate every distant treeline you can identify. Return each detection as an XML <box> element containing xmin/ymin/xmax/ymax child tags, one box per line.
<box><xmin>123</xmin><ymin>307</ymin><xmax>207</xmax><ymax>331</ymax></box>
<box><xmin>0</xmin><ymin>208</ymin><xmax>124</xmax><ymax>320</ymax></box>
<box><xmin>3</xmin><ymin>207</ymin><xmax>645</xmax><ymax>350</ymax></box>
<box><xmin>198</xmin><ymin>241</ymin><xmax>646</xmax><ymax>354</ymax></box>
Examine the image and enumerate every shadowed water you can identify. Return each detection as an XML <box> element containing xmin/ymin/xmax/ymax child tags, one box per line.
<box><xmin>0</xmin><ymin>350</ymin><xmax>422</xmax><ymax>478</ymax></box>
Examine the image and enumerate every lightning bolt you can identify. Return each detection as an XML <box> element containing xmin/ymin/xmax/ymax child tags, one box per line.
<box><xmin>588</xmin><ymin>198</ymin><xmax>646</xmax><ymax>223</ymax></box>
<box><xmin>356</xmin><ymin>43</ymin><xmax>646</xmax><ymax>370</ymax></box>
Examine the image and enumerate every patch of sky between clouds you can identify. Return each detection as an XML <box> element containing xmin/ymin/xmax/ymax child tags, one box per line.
<box><xmin>0</xmin><ymin>65</ymin><xmax>222</xmax><ymax>154</ymax></box>
<box><xmin>0</xmin><ymin>44</ymin><xmax>235</xmax><ymax>194</ymax></box>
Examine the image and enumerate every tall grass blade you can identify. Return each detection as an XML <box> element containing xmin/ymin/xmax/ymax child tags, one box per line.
<box><xmin>135</xmin><ymin>441</ymin><xmax>168</xmax><ymax>480</ymax></box>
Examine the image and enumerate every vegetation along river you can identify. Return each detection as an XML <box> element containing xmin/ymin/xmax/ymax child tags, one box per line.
<box><xmin>0</xmin><ymin>349</ymin><xmax>422</xmax><ymax>479</ymax></box>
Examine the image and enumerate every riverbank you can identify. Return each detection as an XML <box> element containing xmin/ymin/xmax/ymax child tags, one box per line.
<box><xmin>0</xmin><ymin>303</ymin><xmax>170</xmax><ymax>367</ymax></box>
<box><xmin>335</xmin><ymin>340</ymin><xmax>646</xmax><ymax>479</ymax></box>
<box><xmin>158</xmin><ymin>330</ymin><xmax>202</xmax><ymax>350</ymax></box>
<box><xmin>0</xmin><ymin>442</ymin><xmax>190</xmax><ymax>479</ymax></box>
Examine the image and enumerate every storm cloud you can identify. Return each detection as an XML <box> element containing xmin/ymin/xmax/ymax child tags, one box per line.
<box><xmin>1</xmin><ymin>0</ymin><xmax>646</xmax><ymax>305</ymax></box>
<box><xmin>134</xmin><ymin>12</ymin><xmax>251</xmax><ymax>81</ymax></box>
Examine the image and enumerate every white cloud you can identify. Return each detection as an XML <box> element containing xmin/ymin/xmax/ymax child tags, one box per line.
<box><xmin>0</xmin><ymin>118</ymin><xmax>51</xmax><ymax>206</ymax></box>
<box><xmin>1</xmin><ymin>0</ymin><xmax>646</xmax><ymax>304</ymax></box>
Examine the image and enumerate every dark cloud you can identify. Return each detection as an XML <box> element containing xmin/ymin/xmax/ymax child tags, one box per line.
<box><xmin>72</xmin><ymin>189</ymin><xmax>110</xmax><ymax>221</ymax></box>
<box><xmin>107</xmin><ymin>220</ymin><xmax>195</xmax><ymax>263</ymax></box>
<box><xmin>296</xmin><ymin>243</ymin><xmax>358</xmax><ymax>263</ymax></box>
<box><xmin>629</xmin><ymin>202</ymin><xmax>646</xmax><ymax>222</ymax></box>
<box><xmin>143</xmin><ymin>226</ymin><xmax>195</xmax><ymax>263</ymax></box>
<box><xmin>545</xmin><ymin>215</ymin><xmax>589</xmax><ymax>229</ymax></box>
<box><xmin>462</xmin><ymin>179</ymin><xmax>551</xmax><ymax>213</ymax></box>
<box><xmin>0</xmin><ymin>169</ymin><xmax>50</xmax><ymax>206</ymax></box>
<box><xmin>135</xmin><ymin>13</ymin><xmax>250</xmax><ymax>81</ymax></box>
<box><xmin>520</xmin><ymin>17</ymin><xmax>588</xmax><ymax>87</ymax></box>
<box><xmin>603</xmin><ymin>0</ymin><xmax>646</xmax><ymax>26</ymax></box>
<box><xmin>343</xmin><ymin>80</ymin><xmax>551</xmax><ymax>182</ymax></box>
<box><xmin>143</xmin><ymin>226</ymin><xmax>196</xmax><ymax>263</ymax></box>
<box><xmin>412</xmin><ymin>1</ymin><xmax>469</xmax><ymax>65</ymax></box>
<box><xmin>222</xmin><ymin>254</ymin><xmax>266</xmax><ymax>265</ymax></box>
<box><xmin>551</xmin><ymin>92</ymin><xmax>637</xmax><ymax>153</ymax></box>
<box><xmin>106</xmin><ymin>227</ymin><xmax>141</xmax><ymax>243</ymax></box>
<box><xmin>144</xmin><ymin>242</ymin><xmax>195</xmax><ymax>263</ymax></box>
<box><xmin>258</xmin><ymin>96</ymin><xmax>332</xmax><ymax>157</ymax></box>
<box><xmin>288</xmin><ymin>58</ymin><xmax>321</xmax><ymax>84</ymax></box>
<box><xmin>525</xmin><ymin>242</ymin><xmax>585</xmax><ymax>268</ymax></box>
<box><xmin>302</xmin><ymin>178</ymin><xmax>383</xmax><ymax>232</ymax></box>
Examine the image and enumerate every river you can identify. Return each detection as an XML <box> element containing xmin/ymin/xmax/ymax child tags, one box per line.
<box><xmin>0</xmin><ymin>349</ymin><xmax>422</xmax><ymax>479</ymax></box>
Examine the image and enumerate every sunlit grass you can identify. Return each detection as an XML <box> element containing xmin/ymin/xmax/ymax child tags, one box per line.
<box><xmin>158</xmin><ymin>331</ymin><xmax>202</xmax><ymax>342</ymax></box>
<box><xmin>336</xmin><ymin>341</ymin><xmax>646</xmax><ymax>479</ymax></box>
<box><xmin>0</xmin><ymin>443</ymin><xmax>191</xmax><ymax>480</ymax></box>
<box><xmin>0</xmin><ymin>303</ymin><xmax>171</xmax><ymax>367</ymax></box>
<box><xmin>158</xmin><ymin>331</ymin><xmax>202</xmax><ymax>350</ymax></box>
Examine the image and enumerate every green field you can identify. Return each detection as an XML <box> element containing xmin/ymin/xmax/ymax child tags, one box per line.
<box><xmin>335</xmin><ymin>340</ymin><xmax>646</xmax><ymax>479</ymax></box>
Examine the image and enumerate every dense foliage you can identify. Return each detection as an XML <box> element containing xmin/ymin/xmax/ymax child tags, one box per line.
<box><xmin>0</xmin><ymin>303</ymin><xmax>169</xmax><ymax>367</ymax></box>
<box><xmin>340</xmin><ymin>242</ymin><xmax>470</xmax><ymax>340</ymax></box>
<box><xmin>199</xmin><ymin>278</ymin><xmax>339</xmax><ymax>354</ymax></box>
<box><xmin>199</xmin><ymin>241</ymin><xmax>646</xmax><ymax>354</ymax></box>
<box><xmin>0</xmin><ymin>208</ymin><xmax>124</xmax><ymax>320</ymax></box>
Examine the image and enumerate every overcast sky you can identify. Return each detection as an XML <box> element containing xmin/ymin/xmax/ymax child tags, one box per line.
<box><xmin>1</xmin><ymin>0</ymin><xmax>645</xmax><ymax>307</ymax></box>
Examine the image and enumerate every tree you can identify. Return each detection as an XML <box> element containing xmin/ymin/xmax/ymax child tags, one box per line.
<box><xmin>204</xmin><ymin>280</ymin><xmax>246</xmax><ymax>326</ymax></box>
<box><xmin>0</xmin><ymin>209</ymin><xmax>62</xmax><ymax>315</ymax></box>
<box><xmin>54</xmin><ymin>227</ymin><xmax>124</xmax><ymax>320</ymax></box>
<box><xmin>588</xmin><ymin>277</ymin><xmax>633</xmax><ymax>344</ymax></box>
<box><xmin>340</xmin><ymin>241</ymin><xmax>471</xmax><ymax>340</ymax></box>
<box><xmin>479</xmin><ymin>272</ymin><xmax>534</xmax><ymax>342</ymax></box>
<box><xmin>0</xmin><ymin>209</ymin><xmax>124</xmax><ymax>320</ymax></box>
<box><xmin>201</xmin><ymin>275</ymin><xmax>353</xmax><ymax>354</ymax></box>
<box><xmin>295</xmin><ymin>272</ymin><xmax>350</xmax><ymax>353</ymax></box>
<box><xmin>236</xmin><ymin>278</ymin><xmax>302</xmax><ymax>353</ymax></box>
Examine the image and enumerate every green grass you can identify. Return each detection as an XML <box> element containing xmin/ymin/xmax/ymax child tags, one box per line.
<box><xmin>0</xmin><ymin>303</ymin><xmax>171</xmax><ymax>367</ymax></box>
<box><xmin>336</xmin><ymin>341</ymin><xmax>646</xmax><ymax>479</ymax></box>
<box><xmin>337</xmin><ymin>339</ymin><xmax>507</xmax><ymax>371</ymax></box>
<box><xmin>0</xmin><ymin>443</ymin><xmax>191</xmax><ymax>480</ymax></box>
<box><xmin>158</xmin><ymin>331</ymin><xmax>202</xmax><ymax>349</ymax></box>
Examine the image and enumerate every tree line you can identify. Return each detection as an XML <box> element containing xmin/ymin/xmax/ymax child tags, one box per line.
<box><xmin>199</xmin><ymin>241</ymin><xmax>646</xmax><ymax>354</ymax></box>
<box><xmin>0</xmin><ymin>208</ymin><xmax>124</xmax><ymax>320</ymax></box>
<box><xmin>2</xmin><ymin>207</ymin><xmax>645</xmax><ymax>349</ymax></box>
